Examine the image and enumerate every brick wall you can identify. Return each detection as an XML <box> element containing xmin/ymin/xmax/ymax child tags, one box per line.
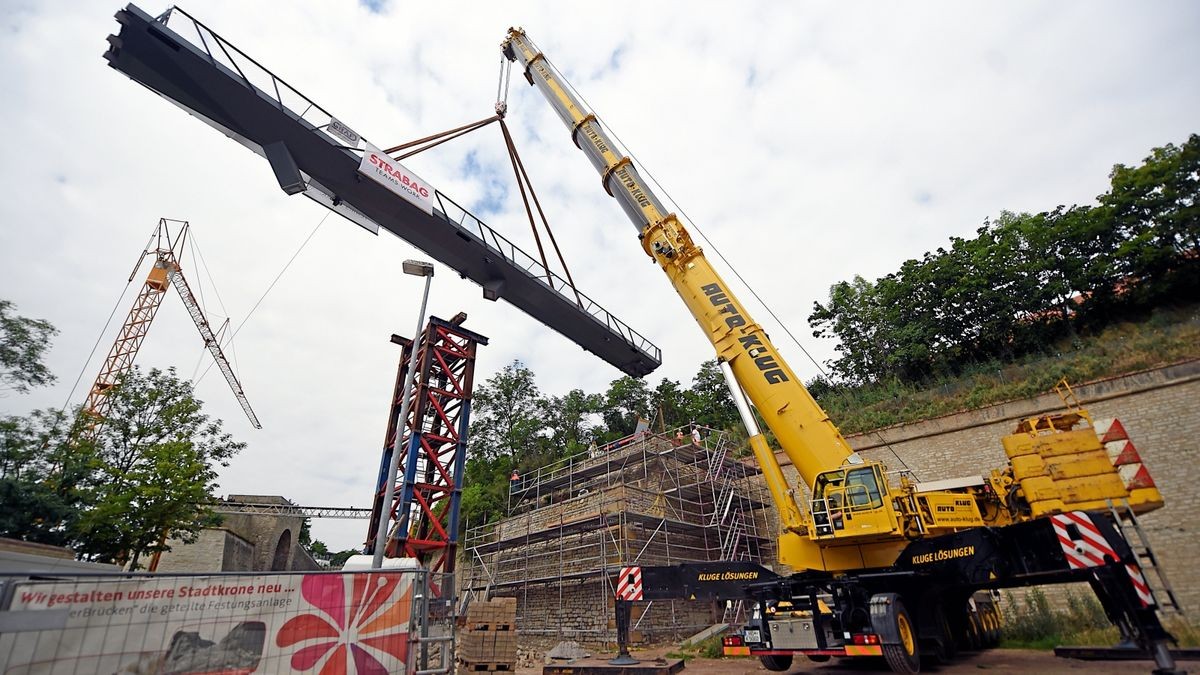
<box><xmin>773</xmin><ymin>360</ymin><xmax>1200</xmax><ymax>613</ymax></box>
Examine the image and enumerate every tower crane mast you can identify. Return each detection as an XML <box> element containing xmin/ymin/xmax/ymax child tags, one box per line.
<box><xmin>82</xmin><ymin>218</ymin><xmax>260</xmax><ymax>434</ymax></box>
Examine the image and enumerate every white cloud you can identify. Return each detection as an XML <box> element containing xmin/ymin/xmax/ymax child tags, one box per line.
<box><xmin>1</xmin><ymin>0</ymin><xmax>1196</xmax><ymax>550</ymax></box>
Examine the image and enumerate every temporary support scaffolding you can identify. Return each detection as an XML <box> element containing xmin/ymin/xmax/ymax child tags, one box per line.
<box><xmin>461</xmin><ymin>428</ymin><xmax>774</xmax><ymax>640</ymax></box>
<box><xmin>367</xmin><ymin>315</ymin><xmax>488</xmax><ymax>574</ymax></box>
<box><xmin>105</xmin><ymin>4</ymin><xmax>661</xmax><ymax>377</ymax></box>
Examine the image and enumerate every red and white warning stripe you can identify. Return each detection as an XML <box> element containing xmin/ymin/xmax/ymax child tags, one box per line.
<box><xmin>1093</xmin><ymin>418</ymin><xmax>1158</xmax><ymax>492</ymax></box>
<box><xmin>1051</xmin><ymin>512</ymin><xmax>1117</xmax><ymax>569</ymax></box>
<box><xmin>616</xmin><ymin>566</ymin><xmax>643</xmax><ymax>601</ymax></box>
<box><xmin>1124</xmin><ymin>563</ymin><xmax>1155</xmax><ymax>608</ymax></box>
<box><xmin>1051</xmin><ymin>512</ymin><xmax>1154</xmax><ymax>607</ymax></box>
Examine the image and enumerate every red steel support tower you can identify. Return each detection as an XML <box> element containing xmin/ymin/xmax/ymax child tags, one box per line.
<box><xmin>367</xmin><ymin>314</ymin><xmax>487</xmax><ymax>573</ymax></box>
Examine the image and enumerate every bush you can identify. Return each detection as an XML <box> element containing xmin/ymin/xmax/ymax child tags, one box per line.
<box><xmin>813</xmin><ymin>304</ymin><xmax>1200</xmax><ymax>434</ymax></box>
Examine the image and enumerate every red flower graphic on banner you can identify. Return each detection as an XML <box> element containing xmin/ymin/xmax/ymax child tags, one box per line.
<box><xmin>276</xmin><ymin>573</ymin><xmax>412</xmax><ymax>675</ymax></box>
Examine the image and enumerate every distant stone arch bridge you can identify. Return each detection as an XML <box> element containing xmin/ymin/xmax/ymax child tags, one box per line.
<box><xmin>155</xmin><ymin>495</ymin><xmax>369</xmax><ymax>573</ymax></box>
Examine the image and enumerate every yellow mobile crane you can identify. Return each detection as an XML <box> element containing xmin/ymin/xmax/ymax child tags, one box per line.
<box><xmin>502</xmin><ymin>29</ymin><xmax>1180</xmax><ymax>674</ymax></box>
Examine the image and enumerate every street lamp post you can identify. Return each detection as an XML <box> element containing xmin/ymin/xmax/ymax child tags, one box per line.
<box><xmin>372</xmin><ymin>259</ymin><xmax>435</xmax><ymax>569</ymax></box>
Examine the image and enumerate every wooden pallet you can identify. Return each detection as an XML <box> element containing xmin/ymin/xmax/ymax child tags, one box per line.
<box><xmin>458</xmin><ymin>661</ymin><xmax>515</xmax><ymax>672</ymax></box>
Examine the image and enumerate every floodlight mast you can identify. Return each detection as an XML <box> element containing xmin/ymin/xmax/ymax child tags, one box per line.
<box><xmin>372</xmin><ymin>260</ymin><xmax>435</xmax><ymax>569</ymax></box>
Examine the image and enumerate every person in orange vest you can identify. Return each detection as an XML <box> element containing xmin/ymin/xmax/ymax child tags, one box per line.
<box><xmin>510</xmin><ymin>469</ymin><xmax>522</xmax><ymax>492</ymax></box>
<box><xmin>675</xmin><ymin>429</ymin><xmax>685</xmax><ymax>445</ymax></box>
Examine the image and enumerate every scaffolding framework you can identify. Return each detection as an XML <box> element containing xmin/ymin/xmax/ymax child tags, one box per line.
<box><xmin>461</xmin><ymin>428</ymin><xmax>774</xmax><ymax>641</ymax></box>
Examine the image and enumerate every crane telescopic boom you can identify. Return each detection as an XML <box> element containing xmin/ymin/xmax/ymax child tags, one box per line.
<box><xmin>501</xmin><ymin>29</ymin><xmax>853</xmax><ymax>526</ymax></box>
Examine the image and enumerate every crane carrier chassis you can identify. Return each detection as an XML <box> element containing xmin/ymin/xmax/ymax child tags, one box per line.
<box><xmin>613</xmin><ymin>506</ymin><xmax>1178</xmax><ymax>673</ymax></box>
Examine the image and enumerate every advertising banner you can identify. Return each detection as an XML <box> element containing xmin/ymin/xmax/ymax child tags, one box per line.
<box><xmin>0</xmin><ymin>571</ymin><xmax>416</xmax><ymax>674</ymax></box>
<box><xmin>357</xmin><ymin>144</ymin><xmax>435</xmax><ymax>215</ymax></box>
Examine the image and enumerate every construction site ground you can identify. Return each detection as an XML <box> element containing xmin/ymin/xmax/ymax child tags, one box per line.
<box><xmin>517</xmin><ymin>648</ymin><xmax>1190</xmax><ymax>674</ymax></box>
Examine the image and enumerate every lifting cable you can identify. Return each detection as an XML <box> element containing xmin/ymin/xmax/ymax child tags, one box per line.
<box><xmin>59</xmin><ymin>228</ymin><xmax>159</xmax><ymax>413</ymax></box>
<box><xmin>549</xmin><ymin>58</ymin><xmax>917</xmax><ymax>478</ymax></box>
<box><xmin>378</xmin><ymin>92</ymin><xmax>586</xmax><ymax>308</ymax></box>
<box><xmin>383</xmin><ymin>114</ymin><xmax>500</xmax><ymax>159</ymax></box>
<box><xmin>186</xmin><ymin>230</ymin><xmax>242</xmax><ymax>379</ymax></box>
<box><xmin>195</xmin><ymin>211</ymin><xmax>329</xmax><ymax>386</ymax></box>
<box><xmin>498</xmin><ymin>119</ymin><xmax>585</xmax><ymax>308</ymax></box>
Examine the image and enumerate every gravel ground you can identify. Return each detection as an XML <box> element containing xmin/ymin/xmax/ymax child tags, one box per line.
<box><xmin>518</xmin><ymin>647</ymin><xmax>1190</xmax><ymax>675</ymax></box>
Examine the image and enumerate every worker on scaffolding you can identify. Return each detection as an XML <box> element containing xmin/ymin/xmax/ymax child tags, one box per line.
<box><xmin>510</xmin><ymin>469</ymin><xmax>522</xmax><ymax>493</ymax></box>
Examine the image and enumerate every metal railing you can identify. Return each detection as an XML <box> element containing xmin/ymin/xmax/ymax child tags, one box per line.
<box><xmin>206</xmin><ymin>500</ymin><xmax>373</xmax><ymax>519</ymax></box>
<box><xmin>436</xmin><ymin>192</ymin><xmax>661</xmax><ymax>362</ymax></box>
<box><xmin>157</xmin><ymin>7</ymin><xmax>347</xmax><ymax>148</ymax></box>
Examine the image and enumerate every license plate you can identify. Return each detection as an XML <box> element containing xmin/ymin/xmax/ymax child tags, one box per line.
<box><xmin>743</xmin><ymin>630</ymin><xmax>762</xmax><ymax>644</ymax></box>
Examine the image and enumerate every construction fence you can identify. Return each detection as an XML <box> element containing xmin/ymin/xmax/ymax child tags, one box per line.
<box><xmin>0</xmin><ymin>568</ymin><xmax>454</xmax><ymax>674</ymax></box>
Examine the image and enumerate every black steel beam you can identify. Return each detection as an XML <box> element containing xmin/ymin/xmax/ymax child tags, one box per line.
<box><xmin>104</xmin><ymin>5</ymin><xmax>661</xmax><ymax>377</ymax></box>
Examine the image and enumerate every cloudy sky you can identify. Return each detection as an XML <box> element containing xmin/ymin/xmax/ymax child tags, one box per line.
<box><xmin>2</xmin><ymin>1</ymin><xmax>1197</xmax><ymax>551</ymax></box>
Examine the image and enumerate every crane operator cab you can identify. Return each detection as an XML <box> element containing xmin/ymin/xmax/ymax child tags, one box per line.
<box><xmin>810</xmin><ymin>464</ymin><xmax>898</xmax><ymax>539</ymax></box>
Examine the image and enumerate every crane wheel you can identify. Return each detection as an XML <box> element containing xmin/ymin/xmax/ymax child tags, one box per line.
<box><xmin>872</xmin><ymin>595</ymin><xmax>921</xmax><ymax>674</ymax></box>
<box><xmin>983</xmin><ymin>607</ymin><xmax>1002</xmax><ymax>647</ymax></box>
<box><xmin>759</xmin><ymin>654</ymin><xmax>793</xmax><ymax>671</ymax></box>
<box><xmin>924</xmin><ymin>606</ymin><xmax>957</xmax><ymax>665</ymax></box>
<box><xmin>965</xmin><ymin>611</ymin><xmax>983</xmax><ymax>650</ymax></box>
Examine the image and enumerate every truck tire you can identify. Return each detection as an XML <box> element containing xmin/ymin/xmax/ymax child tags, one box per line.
<box><xmin>924</xmin><ymin>606</ymin><xmax>956</xmax><ymax>665</ymax></box>
<box><xmin>877</xmin><ymin>599</ymin><xmax>921</xmax><ymax>674</ymax></box>
<box><xmin>983</xmin><ymin>607</ymin><xmax>1002</xmax><ymax>647</ymax></box>
<box><xmin>965</xmin><ymin>611</ymin><xmax>983</xmax><ymax>650</ymax></box>
<box><xmin>759</xmin><ymin>654</ymin><xmax>793</xmax><ymax>671</ymax></box>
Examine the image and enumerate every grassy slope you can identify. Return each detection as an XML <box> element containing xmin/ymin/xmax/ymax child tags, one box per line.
<box><xmin>816</xmin><ymin>305</ymin><xmax>1200</xmax><ymax>436</ymax></box>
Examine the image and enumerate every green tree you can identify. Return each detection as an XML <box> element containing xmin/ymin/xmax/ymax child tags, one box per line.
<box><xmin>807</xmin><ymin>134</ymin><xmax>1200</xmax><ymax>386</ymax></box>
<box><xmin>541</xmin><ymin>388</ymin><xmax>601</xmax><ymax>456</ymax></box>
<box><xmin>1099</xmin><ymin>134</ymin><xmax>1200</xmax><ymax>308</ymax></box>
<box><xmin>462</xmin><ymin>361</ymin><xmax>546</xmax><ymax>528</ymax></box>
<box><xmin>330</xmin><ymin>548</ymin><xmax>359</xmax><ymax>568</ymax></box>
<box><xmin>683</xmin><ymin>360</ymin><xmax>738</xmax><ymax>431</ymax></box>
<box><xmin>0</xmin><ymin>299</ymin><xmax>58</xmax><ymax>395</ymax></box>
<box><xmin>598</xmin><ymin>376</ymin><xmax>650</xmax><ymax>440</ymax></box>
<box><xmin>650</xmin><ymin>378</ymin><xmax>689</xmax><ymax>431</ymax></box>
<box><xmin>468</xmin><ymin>360</ymin><xmax>544</xmax><ymax>462</ymax></box>
<box><xmin>307</xmin><ymin>539</ymin><xmax>330</xmax><ymax>558</ymax></box>
<box><xmin>0</xmin><ymin>408</ymin><xmax>96</xmax><ymax>547</ymax></box>
<box><xmin>75</xmin><ymin>366</ymin><xmax>244</xmax><ymax>568</ymax></box>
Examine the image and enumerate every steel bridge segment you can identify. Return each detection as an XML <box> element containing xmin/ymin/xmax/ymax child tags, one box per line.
<box><xmin>104</xmin><ymin>5</ymin><xmax>662</xmax><ymax>377</ymax></box>
<box><xmin>208</xmin><ymin>502</ymin><xmax>373</xmax><ymax>519</ymax></box>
